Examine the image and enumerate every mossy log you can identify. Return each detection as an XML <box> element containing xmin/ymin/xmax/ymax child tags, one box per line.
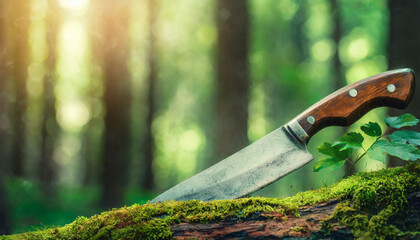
<box><xmin>171</xmin><ymin>191</ymin><xmax>419</xmax><ymax>239</ymax></box>
<box><xmin>3</xmin><ymin>165</ymin><xmax>420</xmax><ymax>240</ymax></box>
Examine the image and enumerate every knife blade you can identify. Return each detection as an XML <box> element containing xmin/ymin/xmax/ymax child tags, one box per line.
<box><xmin>150</xmin><ymin>68</ymin><xmax>415</xmax><ymax>203</ymax></box>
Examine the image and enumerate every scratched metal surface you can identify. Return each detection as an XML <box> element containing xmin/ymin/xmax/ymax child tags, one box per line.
<box><xmin>150</xmin><ymin>126</ymin><xmax>314</xmax><ymax>203</ymax></box>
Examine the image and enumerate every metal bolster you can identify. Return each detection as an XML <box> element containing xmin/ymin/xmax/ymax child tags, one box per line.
<box><xmin>285</xmin><ymin>120</ymin><xmax>309</xmax><ymax>145</ymax></box>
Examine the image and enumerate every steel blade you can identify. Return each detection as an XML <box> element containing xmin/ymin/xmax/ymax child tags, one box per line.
<box><xmin>150</xmin><ymin>125</ymin><xmax>313</xmax><ymax>203</ymax></box>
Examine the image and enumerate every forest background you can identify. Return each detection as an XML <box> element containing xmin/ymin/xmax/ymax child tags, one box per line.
<box><xmin>0</xmin><ymin>0</ymin><xmax>419</xmax><ymax>234</ymax></box>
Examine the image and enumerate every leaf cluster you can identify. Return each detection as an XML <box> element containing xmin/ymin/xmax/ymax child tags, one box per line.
<box><xmin>314</xmin><ymin>113</ymin><xmax>420</xmax><ymax>173</ymax></box>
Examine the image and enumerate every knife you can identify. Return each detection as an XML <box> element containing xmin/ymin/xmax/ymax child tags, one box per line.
<box><xmin>150</xmin><ymin>68</ymin><xmax>415</xmax><ymax>203</ymax></box>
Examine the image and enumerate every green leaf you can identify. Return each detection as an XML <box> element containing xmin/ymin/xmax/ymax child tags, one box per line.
<box><xmin>367</xmin><ymin>146</ymin><xmax>386</xmax><ymax>163</ymax></box>
<box><xmin>389</xmin><ymin>130</ymin><xmax>420</xmax><ymax>146</ymax></box>
<box><xmin>335</xmin><ymin>132</ymin><xmax>364</xmax><ymax>150</ymax></box>
<box><xmin>360</xmin><ymin>122</ymin><xmax>382</xmax><ymax>137</ymax></box>
<box><xmin>318</xmin><ymin>142</ymin><xmax>337</xmax><ymax>156</ymax></box>
<box><xmin>369</xmin><ymin>139</ymin><xmax>420</xmax><ymax>161</ymax></box>
<box><xmin>318</xmin><ymin>142</ymin><xmax>353</xmax><ymax>159</ymax></box>
<box><xmin>313</xmin><ymin>157</ymin><xmax>346</xmax><ymax>172</ymax></box>
<box><xmin>385</xmin><ymin>113</ymin><xmax>419</xmax><ymax>129</ymax></box>
<box><xmin>314</xmin><ymin>142</ymin><xmax>353</xmax><ymax>172</ymax></box>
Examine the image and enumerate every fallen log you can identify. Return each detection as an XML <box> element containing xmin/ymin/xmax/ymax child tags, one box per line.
<box><xmin>172</xmin><ymin>192</ymin><xmax>420</xmax><ymax>239</ymax></box>
<box><xmin>4</xmin><ymin>164</ymin><xmax>420</xmax><ymax>239</ymax></box>
<box><xmin>171</xmin><ymin>198</ymin><xmax>342</xmax><ymax>239</ymax></box>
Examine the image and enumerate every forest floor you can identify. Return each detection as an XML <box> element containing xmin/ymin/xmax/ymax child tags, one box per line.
<box><xmin>2</xmin><ymin>164</ymin><xmax>420</xmax><ymax>239</ymax></box>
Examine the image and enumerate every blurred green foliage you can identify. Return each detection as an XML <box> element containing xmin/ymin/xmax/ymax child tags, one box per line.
<box><xmin>5</xmin><ymin>177</ymin><xmax>154</xmax><ymax>233</ymax></box>
<box><xmin>3</xmin><ymin>0</ymin><xmax>396</xmax><ymax>234</ymax></box>
<box><xmin>6</xmin><ymin>177</ymin><xmax>98</xmax><ymax>233</ymax></box>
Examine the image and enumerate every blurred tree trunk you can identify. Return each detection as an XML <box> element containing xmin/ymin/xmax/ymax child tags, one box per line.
<box><xmin>387</xmin><ymin>0</ymin><xmax>420</xmax><ymax>167</ymax></box>
<box><xmin>39</xmin><ymin>0</ymin><xmax>59</xmax><ymax>191</ymax></box>
<box><xmin>142</xmin><ymin>0</ymin><xmax>157</xmax><ymax>191</ymax></box>
<box><xmin>0</xmin><ymin>1</ymin><xmax>10</xmax><ymax>235</ymax></box>
<box><xmin>83</xmin><ymin>1</ymin><xmax>104</xmax><ymax>187</ymax></box>
<box><xmin>81</xmin><ymin>107</ymin><xmax>101</xmax><ymax>187</ymax></box>
<box><xmin>330</xmin><ymin>0</ymin><xmax>344</xmax><ymax>92</ymax></box>
<box><xmin>330</xmin><ymin>0</ymin><xmax>353</xmax><ymax>175</ymax></box>
<box><xmin>0</xmin><ymin>182</ymin><xmax>8</xmax><ymax>234</ymax></box>
<box><xmin>9</xmin><ymin>0</ymin><xmax>30</xmax><ymax>177</ymax></box>
<box><xmin>291</xmin><ymin>0</ymin><xmax>308</xmax><ymax>62</ymax></box>
<box><xmin>100</xmin><ymin>1</ymin><xmax>132</xmax><ymax>209</ymax></box>
<box><xmin>214</xmin><ymin>0</ymin><xmax>250</xmax><ymax>162</ymax></box>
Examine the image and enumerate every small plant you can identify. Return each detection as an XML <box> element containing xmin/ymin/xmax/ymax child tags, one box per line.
<box><xmin>314</xmin><ymin>113</ymin><xmax>420</xmax><ymax>177</ymax></box>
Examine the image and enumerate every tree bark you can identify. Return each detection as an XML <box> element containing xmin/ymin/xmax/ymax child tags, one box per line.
<box><xmin>171</xmin><ymin>192</ymin><xmax>420</xmax><ymax>239</ymax></box>
<box><xmin>142</xmin><ymin>0</ymin><xmax>157</xmax><ymax>191</ymax></box>
<box><xmin>215</xmin><ymin>0</ymin><xmax>250</xmax><ymax>162</ymax></box>
<box><xmin>39</xmin><ymin>0</ymin><xmax>59</xmax><ymax>191</ymax></box>
<box><xmin>171</xmin><ymin>199</ymin><xmax>342</xmax><ymax>239</ymax></box>
<box><xmin>99</xmin><ymin>0</ymin><xmax>132</xmax><ymax>209</ymax></box>
<box><xmin>9</xmin><ymin>0</ymin><xmax>30</xmax><ymax>177</ymax></box>
<box><xmin>387</xmin><ymin>0</ymin><xmax>420</xmax><ymax>167</ymax></box>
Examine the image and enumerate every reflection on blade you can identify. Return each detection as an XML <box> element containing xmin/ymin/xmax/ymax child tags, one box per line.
<box><xmin>150</xmin><ymin>126</ymin><xmax>313</xmax><ymax>203</ymax></box>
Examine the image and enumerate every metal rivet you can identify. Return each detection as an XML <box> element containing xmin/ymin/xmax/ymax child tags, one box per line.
<box><xmin>307</xmin><ymin>116</ymin><xmax>315</xmax><ymax>124</ymax></box>
<box><xmin>349</xmin><ymin>89</ymin><xmax>358</xmax><ymax>97</ymax></box>
<box><xmin>387</xmin><ymin>84</ymin><xmax>396</xmax><ymax>93</ymax></box>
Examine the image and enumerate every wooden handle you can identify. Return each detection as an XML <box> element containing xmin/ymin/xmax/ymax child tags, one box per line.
<box><xmin>294</xmin><ymin>68</ymin><xmax>415</xmax><ymax>140</ymax></box>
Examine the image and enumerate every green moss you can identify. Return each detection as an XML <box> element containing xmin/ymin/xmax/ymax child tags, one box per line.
<box><xmin>3</xmin><ymin>164</ymin><xmax>420</xmax><ymax>240</ymax></box>
<box><xmin>291</xmin><ymin>226</ymin><xmax>306</xmax><ymax>233</ymax></box>
<box><xmin>323</xmin><ymin>164</ymin><xmax>420</xmax><ymax>239</ymax></box>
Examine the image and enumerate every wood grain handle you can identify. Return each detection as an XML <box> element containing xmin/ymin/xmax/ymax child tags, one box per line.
<box><xmin>294</xmin><ymin>68</ymin><xmax>415</xmax><ymax>140</ymax></box>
